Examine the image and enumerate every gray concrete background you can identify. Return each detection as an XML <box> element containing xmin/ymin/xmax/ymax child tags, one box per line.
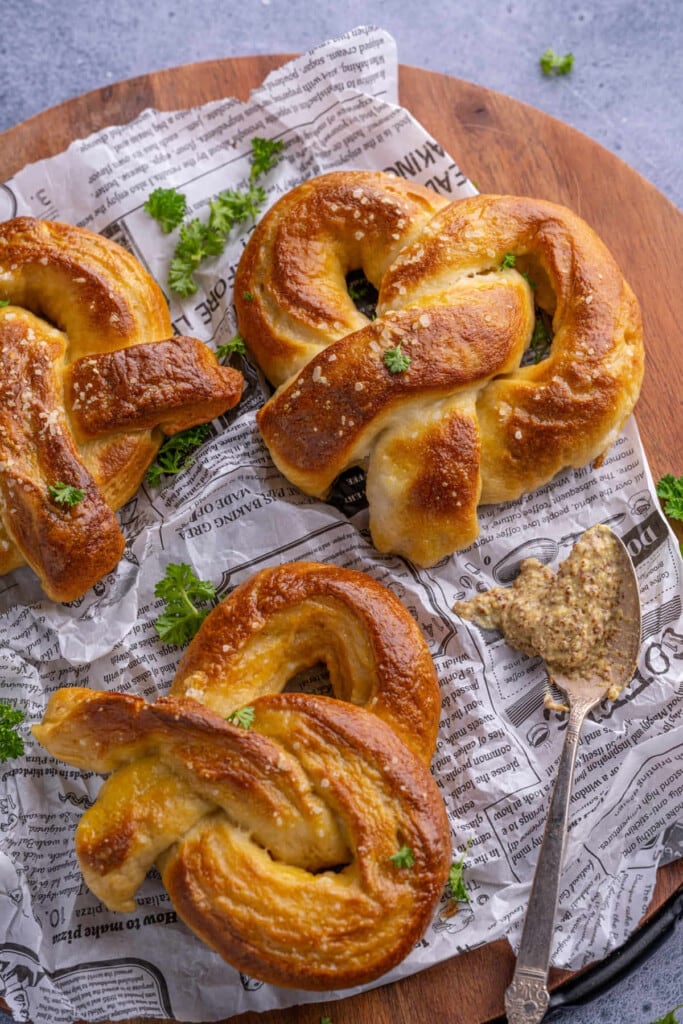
<box><xmin>0</xmin><ymin>0</ymin><xmax>681</xmax><ymax>210</ymax></box>
<box><xmin>0</xmin><ymin>2</ymin><xmax>681</xmax><ymax>1023</ymax></box>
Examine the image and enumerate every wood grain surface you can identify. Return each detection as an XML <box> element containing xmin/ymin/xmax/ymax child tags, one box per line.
<box><xmin>1</xmin><ymin>55</ymin><xmax>681</xmax><ymax>1024</ymax></box>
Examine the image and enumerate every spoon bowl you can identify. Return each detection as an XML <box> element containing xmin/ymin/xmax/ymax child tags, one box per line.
<box><xmin>504</xmin><ymin>531</ymin><xmax>642</xmax><ymax>1024</ymax></box>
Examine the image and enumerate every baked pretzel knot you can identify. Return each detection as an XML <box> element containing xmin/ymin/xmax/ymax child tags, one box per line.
<box><xmin>0</xmin><ymin>218</ymin><xmax>243</xmax><ymax>601</ymax></box>
<box><xmin>236</xmin><ymin>176</ymin><xmax>644</xmax><ymax>566</ymax></box>
<box><xmin>34</xmin><ymin>564</ymin><xmax>450</xmax><ymax>989</ymax></box>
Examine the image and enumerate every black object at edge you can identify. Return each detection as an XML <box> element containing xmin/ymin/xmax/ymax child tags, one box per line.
<box><xmin>488</xmin><ymin>883</ymin><xmax>683</xmax><ymax>1022</ymax></box>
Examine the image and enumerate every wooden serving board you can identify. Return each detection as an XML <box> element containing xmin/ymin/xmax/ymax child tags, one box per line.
<box><xmin>1</xmin><ymin>55</ymin><xmax>681</xmax><ymax>1024</ymax></box>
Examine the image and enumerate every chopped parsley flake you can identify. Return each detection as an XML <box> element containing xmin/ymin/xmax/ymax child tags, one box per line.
<box><xmin>48</xmin><ymin>482</ymin><xmax>86</xmax><ymax>507</ymax></box>
<box><xmin>540</xmin><ymin>49</ymin><xmax>575</xmax><ymax>76</ymax></box>
<box><xmin>384</xmin><ymin>344</ymin><xmax>411</xmax><ymax>373</ymax></box>
<box><xmin>390</xmin><ymin>845</ymin><xmax>415</xmax><ymax>869</ymax></box>
<box><xmin>226</xmin><ymin>706</ymin><xmax>255</xmax><ymax>730</ymax></box>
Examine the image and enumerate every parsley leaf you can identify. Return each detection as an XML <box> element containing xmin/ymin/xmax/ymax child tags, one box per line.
<box><xmin>0</xmin><ymin>299</ymin><xmax>9</xmax><ymax>308</ymax></box>
<box><xmin>250</xmin><ymin>137</ymin><xmax>285</xmax><ymax>182</ymax></box>
<box><xmin>156</xmin><ymin>136</ymin><xmax>284</xmax><ymax>297</ymax></box>
<box><xmin>48</xmin><ymin>482</ymin><xmax>86</xmax><ymax>507</ymax></box>
<box><xmin>0</xmin><ymin>701</ymin><xmax>25</xmax><ymax>763</ymax></box>
<box><xmin>384</xmin><ymin>344</ymin><xmax>411</xmax><ymax>373</ymax></box>
<box><xmin>153</xmin><ymin>563</ymin><xmax>216</xmax><ymax>646</ymax></box>
<box><xmin>226</xmin><ymin>706</ymin><xmax>255</xmax><ymax>730</ymax></box>
<box><xmin>146</xmin><ymin>424</ymin><xmax>212</xmax><ymax>487</ymax></box>
<box><xmin>168</xmin><ymin>219</ymin><xmax>226</xmax><ymax>296</ymax></box>
<box><xmin>216</xmin><ymin>334</ymin><xmax>247</xmax><ymax>360</ymax></box>
<box><xmin>649</xmin><ymin>1006</ymin><xmax>683</xmax><ymax>1024</ymax></box>
<box><xmin>320</xmin><ymin>1017</ymin><xmax>334</xmax><ymax>1024</ymax></box>
<box><xmin>540</xmin><ymin>49</ymin><xmax>575</xmax><ymax>76</ymax></box>
<box><xmin>448</xmin><ymin>837</ymin><xmax>473</xmax><ymax>902</ymax></box>
<box><xmin>390</xmin><ymin>845</ymin><xmax>415</xmax><ymax>869</ymax></box>
<box><xmin>499</xmin><ymin>252</ymin><xmax>516</xmax><ymax>269</ymax></box>
<box><xmin>144</xmin><ymin>188</ymin><xmax>188</xmax><ymax>233</ymax></box>
<box><xmin>209</xmin><ymin>184</ymin><xmax>266</xmax><ymax>235</ymax></box>
<box><xmin>656</xmin><ymin>475</ymin><xmax>683</xmax><ymax>521</ymax></box>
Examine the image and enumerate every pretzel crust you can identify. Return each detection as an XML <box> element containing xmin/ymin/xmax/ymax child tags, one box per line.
<box><xmin>234</xmin><ymin>171</ymin><xmax>449</xmax><ymax>386</ymax></box>
<box><xmin>0</xmin><ymin>218</ymin><xmax>243</xmax><ymax>600</ymax></box>
<box><xmin>172</xmin><ymin>561</ymin><xmax>441</xmax><ymax>763</ymax></box>
<box><xmin>237</xmin><ymin>178</ymin><xmax>644</xmax><ymax>566</ymax></box>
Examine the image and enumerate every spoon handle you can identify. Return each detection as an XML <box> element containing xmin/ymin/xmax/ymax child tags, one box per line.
<box><xmin>504</xmin><ymin>698</ymin><xmax>593</xmax><ymax>1023</ymax></box>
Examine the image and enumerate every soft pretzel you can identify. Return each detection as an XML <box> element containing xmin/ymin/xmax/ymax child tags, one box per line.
<box><xmin>236</xmin><ymin>179</ymin><xmax>644</xmax><ymax>566</ymax></box>
<box><xmin>0</xmin><ymin>218</ymin><xmax>243</xmax><ymax>601</ymax></box>
<box><xmin>172</xmin><ymin>561</ymin><xmax>441</xmax><ymax>763</ymax></box>
<box><xmin>33</xmin><ymin>562</ymin><xmax>451</xmax><ymax>990</ymax></box>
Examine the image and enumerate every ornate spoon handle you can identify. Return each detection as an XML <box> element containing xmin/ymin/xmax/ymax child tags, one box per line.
<box><xmin>504</xmin><ymin>696</ymin><xmax>595</xmax><ymax>1023</ymax></box>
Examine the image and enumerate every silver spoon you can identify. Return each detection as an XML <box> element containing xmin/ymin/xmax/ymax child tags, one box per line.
<box><xmin>504</xmin><ymin>534</ymin><xmax>642</xmax><ymax>1024</ymax></box>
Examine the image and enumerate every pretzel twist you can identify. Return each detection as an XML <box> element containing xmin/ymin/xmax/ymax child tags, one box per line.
<box><xmin>33</xmin><ymin>565</ymin><xmax>450</xmax><ymax>989</ymax></box>
<box><xmin>236</xmin><ymin>177</ymin><xmax>644</xmax><ymax>566</ymax></box>
<box><xmin>0</xmin><ymin>218</ymin><xmax>243</xmax><ymax>600</ymax></box>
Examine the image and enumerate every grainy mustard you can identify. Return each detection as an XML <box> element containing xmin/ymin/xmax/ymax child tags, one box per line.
<box><xmin>455</xmin><ymin>525</ymin><xmax>623</xmax><ymax>694</ymax></box>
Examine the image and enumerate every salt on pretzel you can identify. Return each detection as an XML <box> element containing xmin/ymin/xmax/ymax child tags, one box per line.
<box><xmin>33</xmin><ymin>563</ymin><xmax>450</xmax><ymax>989</ymax></box>
<box><xmin>234</xmin><ymin>170</ymin><xmax>449</xmax><ymax>386</ymax></box>
<box><xmin>237</xmin><ymin>179</ymin><xmax>644</xmax><ymax>566</ymax></box>
<box><xmin>0</xmin><ymin>218</ymin><xmax>243</xmax><ymax>601</ymax></box>
<box><xmin>172</xmin><ymin>560</ymin><xmax>441</xmax><ymax>763</ymax></box>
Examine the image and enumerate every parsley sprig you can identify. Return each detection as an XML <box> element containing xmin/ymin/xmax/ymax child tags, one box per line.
<box><xmin>144</xmin><ymin>188</ymin><xmax>188</xmax><ymax>233</ymax></box>
<box><xmin>216</xmin><ymin>333</ymin><xmax>247</xmax><ymax>360</ymax></box>
<box><xmin>146</xmin><ymin>424</ymin><xmax>213</xmax><ymax>487</ymax></box>
<box><xmin>499</xmin><ymin>252</ymin><xmax>516</xmax><ymax>269</ymax></box>
<box><xmin>249</xmin><ymin>138</ymin><xmax>285</xmax><ymax>181</ymax></box>
<box><xmin>540</xmin><ymin>49</ymin><xmax>574</xmax><ymax>76</ymax></box>
<box><xmin>48</xmin><ymin>482</ymin><xmax>86</xmax><ymax>507</ymax></box>
<box><xmin>448</xmin><ymin>837</ymin><xmax>473</xmax><ymax>902</ymax></box>
<box><xmin>384</xmin><ymin>344</ymin><xmax>411</xmax><ymax>373</ymax></box>
<box><xmin>153</xmin><ymin>563</ymin><xmax>217</xmax><ymax>646</ymax></box>
<box><xmin>147</xmin><ymin>137</ymin><xmax>285</xmax><ymax>298</ymax></box>
<box><xmin>0</xmin><ymin>701</ymin><xmax>25</xmax><ymax>763</ymax></box>
<box><xmin>656</xmin><ymin>475</ymin><xmax>683</xmax><ymax>521</ymax></box>
<box><xmin>650</xmin><ymin>1007</ymin><xmax>683</xmax><ymax>1024</ymax></box>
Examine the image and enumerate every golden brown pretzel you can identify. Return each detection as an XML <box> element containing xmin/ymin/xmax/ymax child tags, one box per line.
<box><xmin>0</xmin><ymin>218</ymin><xmax>243</xmax><ymax>601</ymax></box>
<box><xmin>33</xmin><ymin>564</ymin><xmax>451</xmax><ymax>992</ymax></box>
<box><xmin>234</xmin><ymin>170</ymin><xmax>449</xmax><ymax>386</ymax></box>
<box><xmin>172</xmin><ymin>560</ymin><xmax>441</xmax><ymax>763</ymax></box>
<box><xmin>237</xmin><ymin>180</ymin><xmax>644</xmax><ymax>566</ymax></box>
